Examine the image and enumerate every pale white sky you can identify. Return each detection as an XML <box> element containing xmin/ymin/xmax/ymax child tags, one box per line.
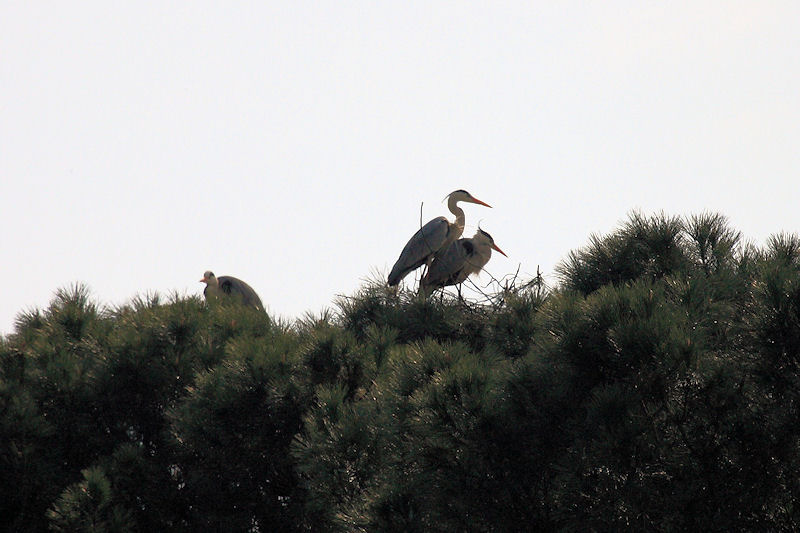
<box><xmin>2</xmin><ymin>2</ymin><xmax>799</xmax><ymax>335</ymax></box>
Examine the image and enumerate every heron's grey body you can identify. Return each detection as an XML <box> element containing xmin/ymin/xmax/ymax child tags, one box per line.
<box><xmin>388</xmin><ymin>215</ymin><xmax>453</xmax><ymax>286</ymax></box>
<box><xmin>201</xmin><ymin>271</ymin><xmax>264</xmax><ymax>311</ymax></box>
<box><xmin>387</xmin><ymin>190</ymin><xmax>491</xmax><ymax>286</ymax></box>
<box><xmin>420</xmin><ymin>229</ymin><xmax>506</xmax><ymax>295</ymax></box>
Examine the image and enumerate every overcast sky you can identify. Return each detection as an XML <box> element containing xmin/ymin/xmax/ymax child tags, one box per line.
<box><xmin>2</xmin><ymin>2</ymin><xmax>799</xmax><ymax>335</ymax></box>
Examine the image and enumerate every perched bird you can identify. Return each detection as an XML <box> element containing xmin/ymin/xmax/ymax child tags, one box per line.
<box><xmin>388</xmin><ymin>190</ymin><xmax>491</xmax><ymax>286</ymax></box>
<box><xmin>420</xmin><ymin>228</ymin><xmax>507</xmax><ymax>295</ymax></box>
<box><xmin>199</xmin><ymin>271</ymin><xmax>264</xmax><ymax>311</ymax></box>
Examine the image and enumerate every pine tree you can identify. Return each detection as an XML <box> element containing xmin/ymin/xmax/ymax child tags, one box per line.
<box><xmin>3</xmin><ymin>212</ymin><xmax>800</xmax><ymax>530</ymax></box>
<box><xmin>46</xmin><ymin>466</ymin><xmax>133</xmax><ymax>533</ymax></box>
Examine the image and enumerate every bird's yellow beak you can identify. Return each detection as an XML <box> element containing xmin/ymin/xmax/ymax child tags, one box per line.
<box><xmin>470</xmin><ymin>197</ymin><xmax>492</xmax><ymax>208</ymax></box>
<box><xmin>199</xmin><ymin>277</ymin><xmax>208</xmax><ymax>283</ymax></box>
<box><xmin>492</xmin><ymin>244</ymin><xmax>508</xmax><ymax>257</ymax></box>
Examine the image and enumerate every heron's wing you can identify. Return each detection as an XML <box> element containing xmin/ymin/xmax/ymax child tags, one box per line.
<box><xmin>388</xmin><ymin>216</ymin><xmax>451</xmax><ymax>286</ymax></box>
<box><xmin>237</xmin><ymin>280</ymin><xmax>265</xmax><ymax>311</ymax></box>
<box><xmin>423</xmin><ymin>238</ymin><xmax>473</xmax><ymax>288</ymax></box>
<box><xmin>218</xmin><ymin>276</ymin><xmax>264</xmax><ymax>311</ymax></box>
<box><xmin>218</xmin><ymin>277</ymin><xmax>235</xmax><ymax>295</ymax></box>
<box><xmin>247</xmin><ymin>292</ymin><xmax>265</xmax><ymax>311</ymax></box>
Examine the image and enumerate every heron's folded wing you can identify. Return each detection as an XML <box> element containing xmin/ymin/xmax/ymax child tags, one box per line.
<box><xmin>424</xmin><ymin>238</ymin><xmax>472</xmax><ymax>287</ymax></box>
<box><xmin>388</xmin><ymin>216</ymin><xmax>450</xmax><ymax>285</ymax></box>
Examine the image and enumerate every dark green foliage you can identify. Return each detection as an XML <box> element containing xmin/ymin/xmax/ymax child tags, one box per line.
<box><xmin>558</xmin><ymin>211</ymin><xmax>686</xmax><ymax>295</ymax></box>
<box><xmin>3</xmin><ymin>212</ymin><xmax>800</xmax><ymax>531</ymax></box>
<box><xmin>46</xmin><ymin>466</ymin><xmax>133</xmax><ymax>532</ymax></box>
<box><xmin>168</xmin><ymin>329</ymin><xmax>308</xmax><ymax>531</ymax></box>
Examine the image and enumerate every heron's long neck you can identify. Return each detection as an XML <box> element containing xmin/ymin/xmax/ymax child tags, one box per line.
<box><xmin>206</xmin><ymin>279</ymin><xmax>220</xmax><ymax>294</ymax></box>
<box><xmin>448</xmin><ymin>198</ymin><xmax>466</xmax><ymax>235</ymax></box>
<box><xmin>465</xmin><ymin>238</ymin><xmax>493</xmax><ymax>275</ymax></box>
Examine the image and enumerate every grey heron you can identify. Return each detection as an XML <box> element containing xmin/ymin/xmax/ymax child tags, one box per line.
<box><xmin>200</xmin><ymin>271</ymin><xmax>265</xmax><ymax>311</ymax></box>
<box><xmin>387</xmin><ymin>190</ymin><xmax>491</xmax><ymax>286</ymax></box>
<box><xmin>420</xmin><ymin>228</ymin><xmax>507</xmax><ymax>296</ymax></box>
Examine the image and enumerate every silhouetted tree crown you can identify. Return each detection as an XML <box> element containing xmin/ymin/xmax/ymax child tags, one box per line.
<box><xmin>2</xmin><ymin>212</ymin><xmax>799</xmax><ymax>531</ymax></box>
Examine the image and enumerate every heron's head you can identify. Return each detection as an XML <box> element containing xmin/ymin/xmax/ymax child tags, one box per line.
<box><xmin>475</xmin><ymin>228</ymin><xmax>508</xmax><ymax>257</ymax></box>
<box><xmin>200</xmin><ymin>271</ymin><xmax>217</xmax><ymax>284</ymax></box>
<box><xmin>446</xmin><ymin>189</ymin><xmax>492</xmax><ymax>208</ymax></box>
